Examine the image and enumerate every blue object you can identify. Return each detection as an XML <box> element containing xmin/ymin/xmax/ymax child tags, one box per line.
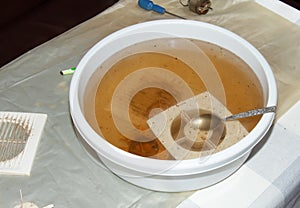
<box><xmin>138</xmin><ymin>0</ymin><xmax>166</xmax><ymax>14</ymax></box>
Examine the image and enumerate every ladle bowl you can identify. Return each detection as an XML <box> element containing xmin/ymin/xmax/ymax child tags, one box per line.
<box><xmin>182</xmin><ymin>106</ymin><xmax>276</xmax><ymax>150</ymax></box>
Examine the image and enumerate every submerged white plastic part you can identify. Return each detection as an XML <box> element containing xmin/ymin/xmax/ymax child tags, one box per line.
<box><xmin>69</xmin><ymin>20</ymin><xmax>277</xmax><ymax>192</ymax></box>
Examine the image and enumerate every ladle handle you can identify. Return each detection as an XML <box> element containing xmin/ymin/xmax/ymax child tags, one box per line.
<box><xmin>225</xmin><ymin>106</ymin><xmax>276</xmax><ymax>121</ymax></box>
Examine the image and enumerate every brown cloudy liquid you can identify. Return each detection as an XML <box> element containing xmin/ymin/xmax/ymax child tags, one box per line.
<box><xmin>93</xmin><ymin>39</ymin><xmax>264</xmax><ymax>159</ymax></box>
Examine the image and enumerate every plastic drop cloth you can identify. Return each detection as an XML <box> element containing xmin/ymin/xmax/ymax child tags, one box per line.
<box><xmin>0</xmin><ymin>0</ymin><xmax>299</xmax><ymax>207</ymax></box>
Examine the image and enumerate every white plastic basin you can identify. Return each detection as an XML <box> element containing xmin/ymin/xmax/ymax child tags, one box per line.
<box><xmin>69</xmin><ymin>20</ymin><xmax>277</xmax><ymax>192</ymax></box>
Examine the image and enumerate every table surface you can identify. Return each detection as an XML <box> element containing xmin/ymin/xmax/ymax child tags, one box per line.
<box><xmin>0</xmin><ymin>0</ymin><xmax>299</xmax><ymax>207</ymax></box>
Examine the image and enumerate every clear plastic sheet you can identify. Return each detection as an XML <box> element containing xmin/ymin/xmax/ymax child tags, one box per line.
<box><xmin>0</xmin><ymin>0</ymin><xmax>299</xmax><ymax>207</ymax></box>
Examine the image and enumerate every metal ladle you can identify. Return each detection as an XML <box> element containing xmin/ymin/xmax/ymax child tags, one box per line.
<box><xmin>188</xmin><ymin>106</ymin><xmax>277</xmax><ymax>130</ymax></box>
<box><xmin>182</xmin><ymin>106</ymin><xmax>276</xmax><ymax>149</ymax></box>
